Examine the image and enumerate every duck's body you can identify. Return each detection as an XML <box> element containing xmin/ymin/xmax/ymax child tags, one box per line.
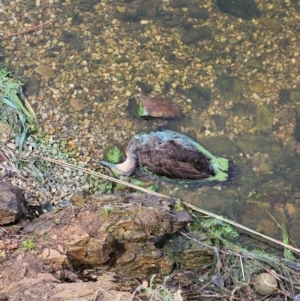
<box><xmin>100</xmin><ymin>130</ymin><xmax>230</xmax><ymax>183</ymax></box>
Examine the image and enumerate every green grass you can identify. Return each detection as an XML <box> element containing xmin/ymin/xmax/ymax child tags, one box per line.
<box><xmin>22</xmin><ymin>236</ymin><xmax>36</xmax><ymax>251</ymax></box>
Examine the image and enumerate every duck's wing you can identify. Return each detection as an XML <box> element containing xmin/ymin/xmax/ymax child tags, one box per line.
<box><xmin>138</xmin><ymin>140</ymin><xmax>215</xmax><ymax>180</ymax></box>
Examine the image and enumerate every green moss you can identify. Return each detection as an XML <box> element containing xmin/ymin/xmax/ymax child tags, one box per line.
<box><xmin>0</xmin><ymin>251</ymin><xmax>6</xmax><ymax>262</ymax></box>
<box><xmin>22</xmin><ymin>236</ymin><xmax>36</xmax><ymax>251</ymax></box>
<box><xmin>136</xmin><ymin>98</ymin><xmax>145</xmax><ymax>117</ymax></box>
<box><xmin>104</xmin><ymin>146</ymin><xmax>122</xmax><ymax>164</ymax></box>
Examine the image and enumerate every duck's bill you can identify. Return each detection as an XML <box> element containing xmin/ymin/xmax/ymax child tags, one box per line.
<box><xmin>99</xmin><ymin>161</ymin><xmax>121</xmax><ymax>178</ymax></box>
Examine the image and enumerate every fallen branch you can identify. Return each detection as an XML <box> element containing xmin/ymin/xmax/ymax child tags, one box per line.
<box><xmin>1</xmin><ymin>19</ymin><xmax>55</xmax><ymax>40</ymax></box>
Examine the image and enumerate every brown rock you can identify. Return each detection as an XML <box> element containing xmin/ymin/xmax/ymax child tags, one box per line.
<box><xmin>0</xmin><ymin>182</ymin><xmax>28</xmax><ymax>225</ymax></box>
<box><xmin>37</xmin><ymin>273</ymin><xmax>61</xmax><ymax>282</ymax></box>
<box><xmin>70</xmin><ymin>98</ymin><xmax>88</xmax><ymax>111</ymax></box>
<box><xmin>34</xmin><ymin>64</ymin><xmax>55</xmax><ymax>80</ymax></box>
<box><xmin>53</xmin><ymin>277</ymin><xmax>131</xmax><ymax>301</ymax></box>
<box><xmin>248</xmin><ymin>83</ymin><xmax>264</xmax><ymax>93</ymax></box>
<box><xmin>136</xmin><ymin>94</ymin><xmax>182</xmax><ymax>118</ymax></box>
<box><xmin>19</xmin><ymin>193</ymin><xmax>193</xmax><ymax>279</ymax></box>
<box><xmin>259</xmin><ymin>17</ymin><xmax>282</xmax><ymax>33</ymax></box>
<box><xmin>71</xmin><ymin>190</ymin><xmax>89</xmax><ymax>207</ymax></box>
<box><xmin>62</xmin><ymin>225</ymin><xmax>118</xmax><ymax>267</ymax></box>
<box><xmin>40</xmin><ymin>248</ymin><xmax>68</xmax><ymax>265</ymax></box>
<box><xmin>285</xmin><ymin>203</ymin><xmax>297</xmax><ymax>217</ymax></box>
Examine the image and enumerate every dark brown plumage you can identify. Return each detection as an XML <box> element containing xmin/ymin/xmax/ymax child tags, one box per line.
<box><xmin>138</xmin><ymin>140</ymin><xmax>215</xmax><ymax>179</ymax></box>
<box><xmin>100</xmin><ymin>130</ymin><xmax>230</xmax><ymax>183</ymax></box>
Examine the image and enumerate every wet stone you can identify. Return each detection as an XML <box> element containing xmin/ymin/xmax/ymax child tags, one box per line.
<box><xmin>278</xmin><ymin>89</ymin><xmax>291</xmax><ymax>104</ymax></box>
<box><xmin>136</xmin><ymin>81</ymin><xmax>153</xmax><ymax>94</ymax></box>
<box><xmin>34</xmin><ymin>65</ymin><xmax>55</xmax><ymax>81</ymax></box>
<box><xmin>235</xmin><ymin>135</ymin><xmax>281</xmax><ymax>157</ymax></box>
<box><xmin>179</xmin><ymin>86</ymin><xmax>211</xmax><ymax>111</ymax></box>
<box><xmin>133</xmin><ymin>94</ymin><xmax>182</xmax><ymax>119</ymax></box>
<box><xmin>255</xmin><ymin>106</ymin><xmax>273</xmax><ymax>132</ymax></box>
<box><xmin>21</xmin><ymin>76</ymin><xmax>41</xmax><ymax>97</ymax></box>
<box><xmin>181</xmin><ymin>26</ymin><xmax>211</xmax><ymax>45</ymax></box>
<box><xmin>245</xmin><ymin>57</ymin><xmax>264</xmax><ymax>71</ymax></box>
<box><xmin>259</xmin><ymin>17</ymin><xmax>282</xmax><ymax>33</ymax></box>
<box><xmin>248</xmin><ymin>83</ymin><xmax>264</xmax><ymax>93</ymax></box>
<box><xmin>71</xmin><ymin>13</ymin><xmax>84</xmax><ymax>26</ymax></box>
<box><xmin>197</xmin><ymin>50</ymin><xmax>215</xmax><ymax>62</ymax></box>
<box><xmin>289</xmin><ymin>89</ymin><xmax>300</xmax><ymax>103</ymax></box>
<box><xmin>188</xmin><ymin>8</ymin><xmax>209</xmax><ymax>20</ymax></box>
<box><xmin>201</xmin><ymin>136</ymin><xmax>238</xmax><ymax>157</ymax></box>
<box><xmin>138</xmin><ymin>1</ymin><xmax>159</xmax><ymax>18</ymax></box>
<box><xmin>216</xmin><ymin>0</ymin><xmax>260</xmax><ymax>20</ymax></box>
<box><xmin>171</xmin><ymin>0</ymin><xmax>187</xmax><ymax>8</ymax></box>
<box><xmin>294</xmin><ymin>112</ymin><xmax>300</xmax><ymax>142</ymax></box>
<box><xmin>232</xmin><ymin>102</ymin><xmax>255</xmax><ymax>117</ymax></box>
<box><xmin>215</xmin><ymin>74</ymin><xmax>244</xmax><ymax>102</ymax></box>
<box><xmin>78</xmin><ymin>0</ymin><xmax>98</xmax><ymax>12</ymax></box>
<box><xmin>70</xmin><ymin>98</ymin><xmax>88</xmax><ymax>111</ymax></box>
<box><xmin>212</xmin><ymin>115</ymin><xmax>227</xmax><ymax>130</ymax></box>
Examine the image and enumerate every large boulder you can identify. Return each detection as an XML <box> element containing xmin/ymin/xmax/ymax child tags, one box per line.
<box><xmin>0</xmin><ymin>182</ymin><xmax>28</xmax><ymax>225</ymax></box>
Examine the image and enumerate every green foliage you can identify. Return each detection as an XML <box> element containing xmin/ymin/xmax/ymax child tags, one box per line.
<box><xmin>54</xmin><ymin>218</ymin><xmax>61</xmax><ymax>225</ymax></box>
<box><xmin>147</xmin><ymin>183</ymin><xmax>159</xmax><ymax>192</ymax></box>
<box><xmin>22</xmin><ymin>236</ymin><xmax>36</xmax><ymax>251</ymax></box>
<box><xmin>251</xmin><ymin>248</ymin><xmax>277</xmax><ymax>258</ymax></box>
<box><xmin>247</xmin><ymin>189</ymin><xmax>257</xmax><ymax>198</ymax></box>
<box><xmin>201</xmin><ymin>218</ymin><xmax>239</xmax><ymax>239</ymax></box>
<box><xmin>105</xmin><ymin>146</ymin><xmax>122</xmax><ymax>164</ymax></box>
<box><xmin>99</xmin><ymin>205</ymin><xmax>113</xmax><ymax>217</ymax></box>
<box><xmin>131</xmin><ymin>274</ymin><xmax>182</xmax><ymax>301</ymax></box>
<box><xmin>0</xmin><ymin>65</ymin><xmax>35</xmax><ymax>154</ymax></box>
<box><xmin>86</xmin><ymin>175</ymin><xmax>113</xmax><ymax>193</ymax></box>
<box><xmin>173</xmin><ymin>199</ymin><xmax>184</xmax><ymax>211</ymax></box>
<box><xmin>136</xmin><ymin>98</ymin><xmax>145</xmax><ymax>117</ymax></box>
<box><xmin>130</xmin><ymin>179</ymin><xmax>159</xmax><ymax>192</ymax></box>
<box><xmin>0</xmin><ymin>250</ymin><xmax>6</xmax><ymax>262</ymax></box>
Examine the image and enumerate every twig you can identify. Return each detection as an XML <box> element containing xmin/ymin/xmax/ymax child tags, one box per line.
<box><xmin>1</xmin><ymin>19</ymin><xmax>55</xmax><ymax>40</ymax></box>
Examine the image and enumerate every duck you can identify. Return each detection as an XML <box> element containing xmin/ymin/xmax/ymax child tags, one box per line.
<box><xmin>100</xmin><ymin>130</ymin><xmax>231</xmax><ymax>183</ymax></box>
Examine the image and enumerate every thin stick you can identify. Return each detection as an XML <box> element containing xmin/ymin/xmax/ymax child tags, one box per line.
<box><xmin>34</xmin><ymin>156</ymin><xmax>168</xmax><ymax>199</ymax></box>
<box><xmin>34</xmin><ymin>156</ymin><xmax>300</xmax><ymax>255</ymax></box>
<box><xmin>182</xmin><ymin>202</ymin><xmax>300</xmax><ymax>255</ymax></box>
<box><xmin>1</xmin><ymin>19</ymin><xmax>55</xmax><ymax>40</ymax></box>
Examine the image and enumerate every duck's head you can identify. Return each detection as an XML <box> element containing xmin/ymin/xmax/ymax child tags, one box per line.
<box><xmin>100</xmin><ymin>153</ymin><xmax>137</xmax><ymax>178</ymax></box>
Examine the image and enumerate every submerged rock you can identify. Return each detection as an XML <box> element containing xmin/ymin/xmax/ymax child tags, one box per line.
<box><xmin>215</xmin><ymin>74</ymin><xmax>244</xmax><ymax>102</ymax></box>
<box><xmin>294</xmin><ymin>111</ymin><xmax>300</xmax><ymax>142</ymax></box>
<box><xmin>181</xmin><ymin>26</ymin><xmax>211</xmax><ymax>45</ymax></box>
<box><xmin>216</xmin><ymin>0</ymin><xmax>260</xmax><ymax>20</ymax></box>
<box><xmin>259</xmin><ymin>17</ymin><xmax>282</xmax><ymax>33</ymax></box>
<box><xmin>130</xmin><ymin>94</ymin><xmax>182</xmax><ymax>119</ymax></box>
<box><xmin>245</xmin><ymin>57</ymin><xmax>264</xmax><ymax>71</ymax></box>
<box><xmin>255</xmin><ymin>106</ymin><xmax>273</xmax><ymax>132</ymax></box>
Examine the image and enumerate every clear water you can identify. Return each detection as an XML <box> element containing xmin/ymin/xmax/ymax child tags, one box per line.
<box><xmin>2</xmin><ymin>0</ymin><xmax>300</xmax><ymax>246</ymax></box>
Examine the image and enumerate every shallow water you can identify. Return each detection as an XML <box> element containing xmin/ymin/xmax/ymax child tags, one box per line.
<box><xmin>1</xmin><ymin>0</ymin><xmax>300</xmax><ymax>246</ymax></box>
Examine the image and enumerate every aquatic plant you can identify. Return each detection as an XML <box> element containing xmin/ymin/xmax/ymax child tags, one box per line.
<box><xmin>0</xmin><ymin>65</ymin><xmax>36</xmax><ymax>153</ymax></box>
